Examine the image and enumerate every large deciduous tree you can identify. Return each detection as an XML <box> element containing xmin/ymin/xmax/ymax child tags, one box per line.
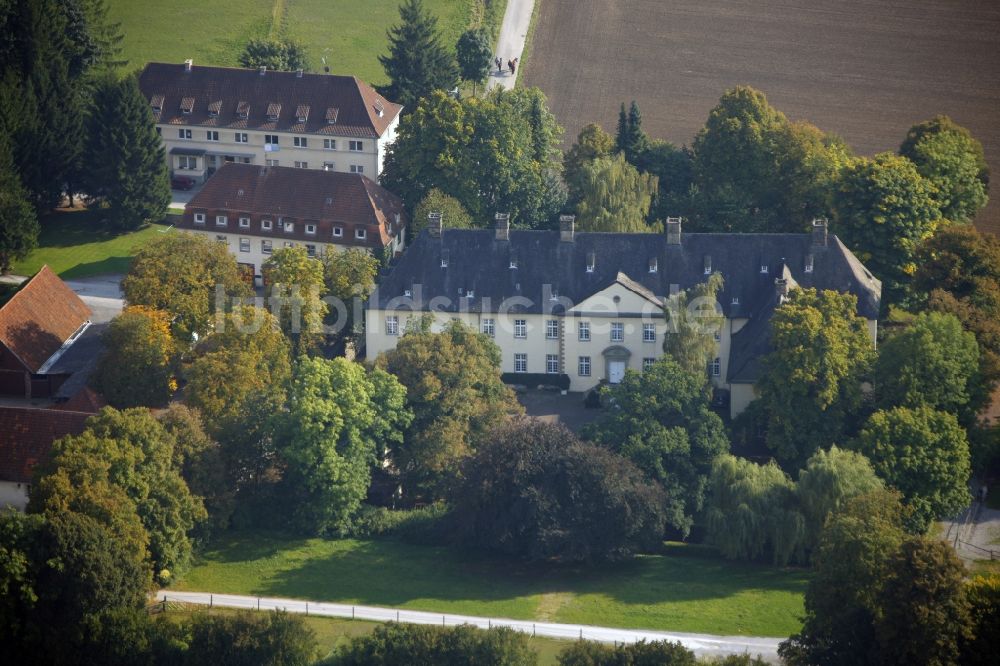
<box><xmin>324</xmin><ymin>248</ymin><xmax>380</xmax><ymax>345</ymax></box>
<box><xmin>756</xmin><ymin>288</ymin><xmax>875</xmax><ymax>468</ymax></box>
<box><xmin>563</xmin><ymin>123</ymin><xmax>615</xmax><ymax>205</ymax></box>
<box><xmin>279</xmin><ymin>357</ymin><xmax>411</xmax><ymax>534</ymax></box>
<box><xmin>412</xmin><ymin>188</ymin><xmax>473</xmax><ymax>235</ymax></box>
<box><xmin>122</xmin><ymin>233</ymin><xmax>250</xmax><ymax>342</ymax></box>
<box><xmin>377</xmin><ymin>320</ymin><xmax>521</xmax><ymax>496</ymax></box>
<box><xmin>453</xmin><ymin>419</ymin><xmax>668</xmax><ymax>563</ymax></box>
<box><xmin>83</xmin><ymin>73</ymin><xmax>170</xmax><ymax>230</ymax></box>
<box><xmin>831</xmin><ymin>152</ymin><xmax>941</xmax><ymax>301</ymax></box>
<box><xmin>899</xmin><ymin>115</ymin><xmax>989</xmax><ymax>223</ymax></box>
<box><xmin>238</xmin><ymin>38</ymin><xmax>308</xmax><ymax>72</ymax></box>
<box><xmin>662</xmin><ymin>272</ymin><xmax>725</xmax><ymax>376</ymax></box>
<box><xmin>378</xmin><ymin>0</ymin><xmax>459</xmax><ymax>111</ymax></box>
<box><xmin>853</xmin><ymin>406</ymin><xmax>971</xmax><ymax>532</ymax></box>
<box><xmin>262</xmin><ymin>246</ymin><xmax>329</xmax><ymax>352</ymax></box>
<box><xmin>584</xmin><ymin>357</ymin><xmax>728</xmax><ymax>536</ymax></box>
<box><xmin>574</xmin><ymin>153</ymin><xmax>658</xmax><ymax>232</ymax></box>
<box><xmin>92</xmin><ymin>305</ymin><xmax>177</xmax><ymax>408</ymax></box>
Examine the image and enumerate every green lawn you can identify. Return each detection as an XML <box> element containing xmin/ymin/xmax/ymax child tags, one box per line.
<box><xmin>12</xmin><ymin>208</ymin><xmax>173</xmax><ymax>279</ymax></box>
<box><xmin>109</xmin><ymin>0</ymin><xmax>491</xmax><ymax>85</ymax></box>
<box><xmin>175</xmin><ymin>531</ymin><xmax>808</xmax><ymax>637</ymax></box>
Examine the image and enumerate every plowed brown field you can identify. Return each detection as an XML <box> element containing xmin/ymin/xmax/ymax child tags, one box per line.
<box><xmin>523</xmin><ymin>0</ymin><xmax>1000</xmax><ymax>235</ymax></box>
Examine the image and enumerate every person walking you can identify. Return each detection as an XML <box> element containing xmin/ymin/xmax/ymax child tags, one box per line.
<box><xmin>510</xmin><ymin>58</ymin><xmax>517</xmax><ymax>75</ymax></box>
<box><xmin>508</xmin><ymin>59</ymin><xmax>515</xmax><ymax>75</ymax></box>
<box><xmin>495</xmin><ymin>56</ymin><xmax>502</xmax><ymax>73</ymax></box>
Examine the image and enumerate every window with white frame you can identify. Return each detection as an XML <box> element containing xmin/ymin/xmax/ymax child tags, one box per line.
<box><xmin>355</xmin><ymin>228</ymin><xmax>366</xmax><ymax>240</ymax></box>
<box><xmin>546</xmin><ymin>319</ymin><xmax>558</xmax><ymax>339</ymax></box>
<box><xmin>193</xmin><ymin>213</ymin><xmax>205</xmax><ymax>225</ymax></box>
<box><xmin>206</xmin><ymin>130</ymin><xmax>219</xmax><ymax>141</ymax></box>
<box><xmin>266</xmin><ymin>159</ymin><xmax>279</xmax><ymax>167</ymax></box>
<box><xmin>546</xmin><ymin>354</ymin><xmax>559</xmax><ymax>374</ymax></box>
<box><xmin>514</xmin><ymin>353</ymin><xmax>527</xmax><ymax>373</ymax></box>
<box><xmin>264</xmin><ymin>134</ymin><xmax>279</xmax><ymax>145</ymax></box>
<box><xmin>482</xmin><ymin>318</ymin><xmax>495</xmax><ymax>337</ymax></box>
<box><xmin>284</xmin><ymin>241</ymin><xmax>294</xmax><ymax>248</ymax></box>
<box><xmin>611</xmin><ymin>322</ymin><xmax>624</xmax><ymax>342</ymax></box>
<box><xmin>305</xmin><ymin>224</ymin><xmax>316</xmax><ymax>235</ymax></box>
<box><xmin>235</xmin><ymin>132</ymin><xmax>248</xmax><ymax>143</ymax></box>
<box><xmin>760</xmin><ymin>264</ymin><xmax>769</xmax><ymax>273</ymax></box>
<box><xmin>323</xmin><ymin>162</ymin><xmax>336</xmax><ymax>171</ymax></box>
<box><xmin>578</xmin><ymin>356</ymin><xmax>591</xmax><ymax>377</ymax></box>
<box><xmin>514</xmin><ymin>319</ymin><xmax>527</xmax><ymax>338</ymax></box>
<box><xmin>710</xmin><ymin>357</ymin><xmax>721</xmax><ymax>376</ymax></box>
<box><xmin>350</xmin><ymin>164</ymin><xmax>364</xmax><ymax>174</ymax></box>
<box><xmin>578</xmin><ymin>321</ymin><xmax>590</xmax><ymax>341</ymax></box>
<box><xmin>294</xmin><ymin>136</ymin><xmax>307</xmax><ymax>147</ymax></box>
<box><xmin>332</xmin><ymin>226</ymin><xmax>343</xmax><ymax>238</ymax></box>
<box><xmin>215</xmin><ymin>215</ymin><xmax>227</xmax><ymax>226</ymax></box>
<box><xmin>239</xmin><ymin>238</ymin><xmax>250</xmax><ymax>253</ymax></box>
<box><xmin>349</xmin><ymin>140</ymin><xmax>363</xmax><ymax>152</ymax></box>
<box><xmin>731</xmin><ymin>296</ymin><xmax>740</xmax><ymax>305</ymax></box>
<box><xmin>239</xmin><ymin>217</ymin><xmax>250</xmax><ymax>228</ymax></box>
<box><xmin>386</xmin><ymin>315</ymin><xmax>399</xmax><ymax>336</ymax></box>
<box><xmin>294</xmin><ymin>161</ymin><xmax>307</xmax><ymax>168</ymax></box>
<box><xmin>323</xmin><ymin>139</ymin><xmax>336</xmax><ymax>150</ymax></box>
<box><xmin>305</xmin><ymin>243</ymin><xmax>316</xmax><ymax>257</ymax></box>
<box><xmin>284</xmin><ymin>221</ymin><xmax>294</xmax><ymax>233</ymax></box>
<box><xmin>262</xmin><ymin>219</ymin><xmax>273</xmax><ymax>230</ymax></box>
<box><xmin>177</xmin><ymin>155</ymin><xmax>197</xmax><ymax>170</ymax></box>
<box><xmin>643</xmin><ymin>358</ymin><xmax>656</xmax><ymax>371</ymax></box>
<box><xmin>643</xmin><ymin>323</ymin><xmax>655</xmax><ymax>342</ymax></box>
<box><xmin>178</xmin><ymin>128</ymin><xmax>191</xmax><ymax>139</ymax></box>
<box><xmin>261</xmin><ymin>240</ymin><xmax>272</xmax><ymax>254</ymax></box>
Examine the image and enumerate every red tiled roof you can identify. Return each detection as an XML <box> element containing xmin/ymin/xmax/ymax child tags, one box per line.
<box><xmin>56</xmin><ymin>386</ymin><xmax>107</xmax><ymax>414</ymax></box>
<box><xmin>0</xmin><ymin>406</ymin><xmax>92</xmax><ymax>483</ymax></box>
<box><xmin>183</xmin><ymin>163</ymin><xmax>407</xmax><ymax>248</ymax></box>
<box><xmin>0</xmin><ymin>266</ymin><xmax>91</xmax><ymax>373</ymax></box>
<box><xmin>138</xmin><ymin>62</ymin><xmax>401</xmax><ymax>139</ymax></box>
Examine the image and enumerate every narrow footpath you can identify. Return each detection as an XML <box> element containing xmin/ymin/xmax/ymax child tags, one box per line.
<box><xmin>487</xmin><ymin>0</ymin><xmax>536</xmax><ymax>91</ymax></box>
<box><xmin>156</xmin><ymin>590</ymin><xmax>781</xmax><ymax>660</ymax></box>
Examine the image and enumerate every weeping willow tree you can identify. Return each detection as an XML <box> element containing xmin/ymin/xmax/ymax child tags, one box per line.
<box><xmin>663</xmin><ymin>272</ymin><xmax>725</xmax><ymax>378</ymax></box>
<box><xmin>704</xmin><ymin>454</ymin><xmax>806</xmax><ymax>565</ymax></box>
<box><xmin>796</xmin><ymin>445</ymin><xmax>883</xmax><ymax>550</ymax></box>
<box><xmin>574</xmin><ymin>153</ymin><xmax>658</xmax><ymax>232</ymax></box>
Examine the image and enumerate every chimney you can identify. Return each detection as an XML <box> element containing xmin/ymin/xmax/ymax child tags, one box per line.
<box><xmin>296</xmin><ymin>68</ymin><xmax>303</xmax><ymax>78</ymax></box>
<box><xmin>812</xmin><ymin>218</ymin><xmax>828</xmax><ymax>248</ymax></box>
<box><xmin>666</xmin><ymin>217</ymin><xmax>682</xmax><ymax>245</ymax></box>
<box><xmin>259</xmin><ymin>66</ymin><xmax>267</xmax><ymax>76</ymax></box>
<box><xmin>184</xmin><ymin>59</ymin><xmax>193</xmax><ymax>72</ymax></box>
<box><xmin>494</xmin><ymin>212</ymin><xmax>511</xmax><ymax>241</ymax></box>
<box><xmin>427</xmin><ymin>211</ymin><xmax>442</xmax><ymax>238</ymax></box>
<box><xmin>559</xmin><ymin>214</ymin><xmax>575</xmax><ymax>242</ymax></box>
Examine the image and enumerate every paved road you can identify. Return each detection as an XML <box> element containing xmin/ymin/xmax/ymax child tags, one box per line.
<box><xmin>156</xmin><ymin>590</ymin><xmax>780</xmax><ymax>660</ymax></box>
<box><xmin>487</xmin><ymin>0</ymin><xmax>535</xmax><ymax>91</ymax></box>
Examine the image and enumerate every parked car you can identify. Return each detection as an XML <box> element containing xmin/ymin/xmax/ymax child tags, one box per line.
<box><xmin>171</xmin><ymin>175</ymin><xmax>196</xmax><ymax>190</ymax></box>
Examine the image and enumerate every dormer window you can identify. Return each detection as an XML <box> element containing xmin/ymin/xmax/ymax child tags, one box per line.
<box><xmin>305</xmin><ymin>224</ymin><xmax>316</xmax><ymax>235</ymax></box>
<box><xmin>150</xmin><ymin>94</ymin><xmax>164</xmax><ymax>113</ymax></box>
<box><xmin>649</xmin><ymin>257</ymin><xmax>658</xmax><ymax>273</ymax></box>
<box><xmin>193</xmin><ymin>213</ymin><xmax>205</xmax><ymax>225</ymax></box>
<box><xmin>326</xmin><ymin>107</ymin><xmax>339</xmax><ymax>124</ymax></box>
<box><xmin>266</xmin><ymin>102</ymin><xmax>281</xmax><ymax>121</ymax></box>
<box><xmin>440</xmin><ymin>249</ymin><xmax>449</xmax><ymax>268</ymax></box>
<box><xmin>180</xmin><ymin>97</ymin><xmax>195</xmax><ymax>114</ymax></box>
<box><xmin>509</xmin><ymin>254</ymin><xmax>518</xmax><ymax>269</ymax></box>
<box><xmin>731</xmin><ymin>296</ymin><xmax>740</xmax><ymax>305</ymax></box>
<box><xmin>207</xmin><ymin>100</ymin><xmax>221</xmax><ymax>117</ymax></box>
<box><xmin>704</xmin><ymin>255</ymin><xmax>712</xmax><ymax>275</ymax></box>
<box><xmin>805</xmin><ymin>254</ymin><xmax>814</xmax><ymax>273</ymax></box>
<box><xmin>236</xmin><ymin>101</ymin><xmax>250</xmax><ymax>119</ymax></box>
<box><xmin>466</xmin><ymin>289</ymin><xmax>474</xmax><ymax>298</ymax></box>
<box><xmin>374</xmin><ymin>99</ymin><xmax>385</xmax><ymax>117</ymax></box>
<box><xmin>760</xmin><ymin>264</ymin><xmax>768</xmax><ymax>274</ymax></box>
<box><xmin>284</xmin><ymin>221</ymin><xmax>294</xmax><ymax>233</ymax></box>
<box><xmin>296</xmin><ymin>104</ymin><xmax>310</xmax><ymax>123</ymax></box>
<box><xmin>404</xmin><ymin>289</ymin><xmax>412</xmax><ymax>297</ymax></box>
<box><xmin>586</xmin><ymin>251</ymin><xmax>596</xmax><ymax>273</ymax></box>
<box><xmin>333</xmin><ymin>226</ymin><xmax>343</xmax><ymax>238</ymax></box>
<box><xmin>262</xmin><ymin>219</ymin><xmax>272</xmax><ymax>230</ymax></box>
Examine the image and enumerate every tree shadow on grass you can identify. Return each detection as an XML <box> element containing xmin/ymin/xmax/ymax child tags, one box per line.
<box><xmin>60</xmin><ymin>256</ymin><xmax>134</xmax><ymax>280</ymax></box>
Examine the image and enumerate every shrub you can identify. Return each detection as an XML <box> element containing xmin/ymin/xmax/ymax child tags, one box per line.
<box><xmin>557</xmin><ymin>639</ymin><xmax>697</xmax><ymax>665</ymax></box>
<box><xmin>500</xmin><ymin>372</ymin><xmax>570</xmax><ymax>390</ymax></box>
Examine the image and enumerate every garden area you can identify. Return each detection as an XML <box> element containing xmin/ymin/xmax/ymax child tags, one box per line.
<box><xmin>173</xmin><ymin>530</ymin><xmax>809</xmax><ymax>638</ymax></box>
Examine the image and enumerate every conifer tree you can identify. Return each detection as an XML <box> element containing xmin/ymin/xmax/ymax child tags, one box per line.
<box><xmin>378</xmin><ymin>0</ymin><xmax>459</xmax><ymax>110</ymax></box>
<box><xmin>0</xmin><ymin>137</ymin><xmax>39</xmax><ymax>274</ymax></box>
<box><xmin>84</xmin><ymin>74</ymin><xmax>170</xmax><ymax>230</ymax></box>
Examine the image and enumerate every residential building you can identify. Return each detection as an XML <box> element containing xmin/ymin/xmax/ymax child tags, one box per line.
<box><xmin>181</xmin><ymin>162</ymin><xmax>407</xmax><ymax>277</ymax></box>
<box><xmin>0</xmin><ymin>266</ymin><xmax>95</xmax><ymax>399</ymax></box>
<box><xmin>138</xmin><ymin>60</ymin><xmax>402</xmax><ymax>183</ymax></box>
<box><xmin>0</xmin><ymin>406</ymin><xmax>93</xmax><ymax>510</ymax></box>
<box><xmin>366</xmin><ymin>217</ymin><xmax>881</xmax><ymax>418</ymax></box>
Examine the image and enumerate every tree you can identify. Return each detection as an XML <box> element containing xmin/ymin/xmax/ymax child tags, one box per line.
<box><xmin>122</xmin><ymin>232</ymin><xmax>251</xmax><ymax>341</ymax></box>
<box><xmin>899</xmin><ymin>115</ymin><xmax>989</xmax><ymax>223</ymax></box>
<box><xmin>853</xmin><ymin>406</ymin><xmax>971</xmax><ymax>532</ymax></box>
<box><xmin>92</xmin><ymin>306</ymin><xmax>177</xmax><ymax>408</ymax></box>
<box><xmin>796</xmin><ymin>446</ymin><xmax>883</xmax><ymax>552</ymax></box>
<box><xmin>563</xmin><ymin>123</ymin><xmax>615</xmax><ymax>205</ymax></box>
<box><xmin>662</xmin><ymin>272</ymin><xmax>724</xmax><ymax>375</ymax></box>
<box><xmin>280</xmin><ymin>357</ymin><xmax>411</xmax><ymax>534</ymax></box>
<box><xmin>0</xmin><ymin>138</ymin><xmax>38</xmax><ymax>273</ymax></box>
<box><xmin>634</xmin><ymin>140</ymin><xmax>696</xmax><ymax>223</ymax></box>
<box><xmin>184</xmin><ymin>610</ymin><xmax>319</xmax><ymax>666</ymax></box>
<box><xmin>756</xmin><ymin>288</ymin><xmax>875</xmax><ymax>468</ymax></box>
<box><xmin>558</xmin><ymin>639</ymin><xmax>697</xmax><ymax>666</ymax></box>
<box><xmin>615</xmin><ymin>100</ymin><xmax>650</xmax><ymax>163</ymax></box>
<box><xmin>31</xmin><ymin>407</ymin><xmax>207</xmax><ymax>576</ymax></box>
<box><xmin>378</xmin><ymin>0</ymin><xmax>459</xmax><ymax>110</ymax></box>
<box><xmin>324</xmin><ymin>248</ymin><xmax>380</xmax><ymax>345</ymax></box>
<box><xmin>456</xmin><ymin>28</ymin><xmax>492</xmax><ymax>95</ymax></box>
<box><xmin>185</xmin><ymin>306</ymin><xmax>292</xmax><ymax>488</ymax></box>
<box><xmin>239</xmin><ymin>38</ymin><xmax>308</xmax><ymax>72</ymax></box>
<box><xmin>780</xmin><ymin>489</ymin><xmax>908</xmax><ymax>665</ymax></box>
<box><xmin>704</xmin><ymin>455</ymin><xmax>805</xmax><ymax>566</ymax></box>
<box><xmin>328</xmin><ymin>622</ymin><xmax>536</xmax><ymax>666</ymax></box>
<box><xmin>262</xmin><ymin>245</ymin><xmax>329</xmax><ymax>351</ymax></box>
<box><xmin>963</xmin><ymin>575</ymin><xmax>1000</xmax><ymax>666</ymax></box>
<box><xmin>83</xmin><ymin>73</ymin><xmax>170</xmax><ymax>230</ymax></box>
<box><xmin>377</xmin><ymin>320</ymin><xmax>521</xmax><ymax>495</ymax></box>
<box><xmin>574</xmin><ymin>153</ymin><xmax>658</xmax><ymax>232</ymax></box>
<box><xmin>412</xmin><ymin>187</ymin><xmax>473</xmax><ymax>235</ymax></box>
<box><xmin>873</xmin><ymin>537</ymin><xmax>972</xmax><ymax>665</ymax></box>
<box><xmin>874</xmin><ymin>311</ymin><xmax>981</xmax><ymax>418</ymax></box>
<box><xmin>584</xmin><ymin>357</ymin><xmax>729</xmax><ymax>536</ymax></box>
<box><xmin>831</xmin><ymin>152</ymin><xmax>941</xmax><ymax>301</ymax></box>
<box><xmin>453</xmin><ymin>419</ymin><xmax>668</xmax><ymax>563</ymax></box>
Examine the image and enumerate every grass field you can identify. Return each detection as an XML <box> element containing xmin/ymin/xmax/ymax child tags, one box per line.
<box><xmin>174</xmin><ymin>531</ymin><xmax>808</xmax><ymax>637</ymax></box>
<box><xmin>12</xmin><ymin>208</ymin><xmax>173</xmax><ymax>280</ymax></box>
<box><xmin>109</xmin><ymin>0</ymin><xmax>491</xmax><ymax>86</ymax></box>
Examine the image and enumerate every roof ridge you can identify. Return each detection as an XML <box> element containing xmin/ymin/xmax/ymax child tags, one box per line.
<box><xmin>0</xmin><ymin>404</ymin><xmax>98</xmax><ymax>417</ymax></box>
